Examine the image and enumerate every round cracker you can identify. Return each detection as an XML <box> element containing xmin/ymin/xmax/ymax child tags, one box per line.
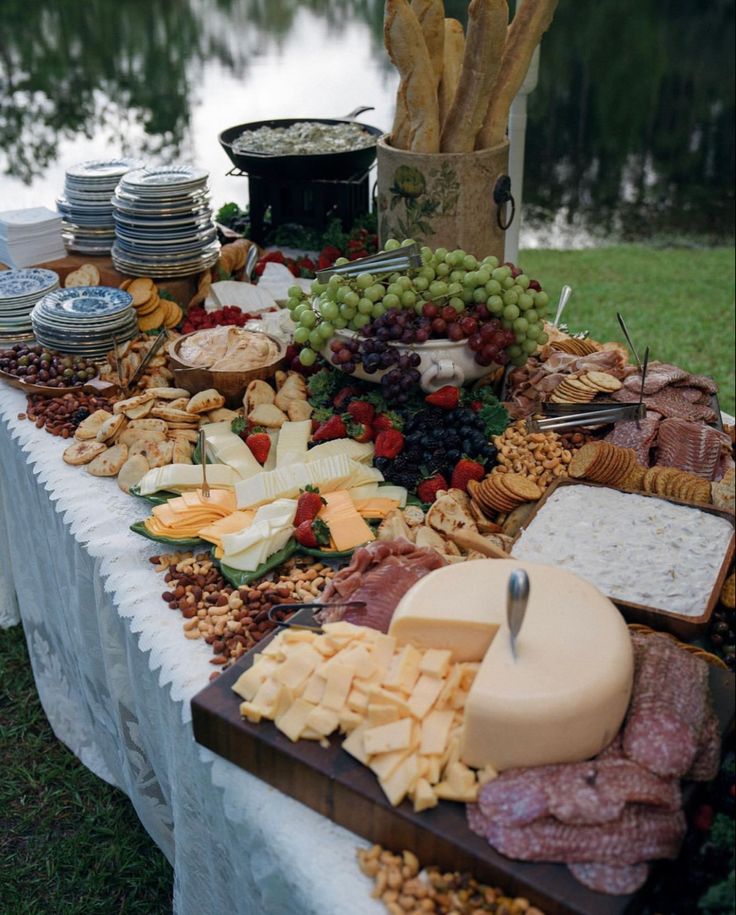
<box><xmin>499</xmin><ymin>473</ymin><xmax>542</xmax><ymax>502</ymax></box>
<box><xmin>63</xmin><ymin>440</ymin><xmax>107</xmax><ymax>465</ymax></box>
<box><xmin>586</xmin><ymin>371</ymin><xmax>622</xmax><ymax>392</ymax></box>
<box><xmin>128</xmin><ymin>277</ymin><xmax>155</xmax><ymax>306</ymax></box>
<box><xmin>134</xmin><ymin>293</ymin><xmax>160</xmax><ymax>316</ymax></box>
<box><xmin>138</xmin><ymin>307</ymin><xmax>165</xmax><ymax>331</ymax></box>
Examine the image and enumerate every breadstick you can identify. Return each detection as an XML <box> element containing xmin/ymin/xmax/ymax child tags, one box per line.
<box><xmin>476</xmin><ymin>0</ymin><xmax>558</xmax><ymax>149</ymax></box>
<box><xmin>438</xmin><ymin>19</ymin><xmax>465</xmax><ymax>129</ymax></box>
<box><xmin>384</xmin><ymin>0</ymin><xmax>441</xmax><ymax>152</ymax></box>
<box><xmin>411</xmin><ymin>0</ymin><xmax>445</xmax><ymax>88</ymax></box>
<box><xmin>440</xmin><ymin>0</ymin><xmax>509</xmax><ymax>153</ymax></box>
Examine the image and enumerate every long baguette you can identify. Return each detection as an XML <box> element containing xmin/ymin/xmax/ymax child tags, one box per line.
<box><xmin>410</xmin><ymin>0</ymin><xmax>445</xmax><ymax>89</ymax></box>
<box><xmin>438</xmin><ymin>18</ymin><xmax>465</xmax><ymax>129</ymax></box>
<box><xmin>385</xmin><ymin>0</ymin><xmax>441</xmax><ymax>152</ymax></box>
<box><xmin>476</xmin><ymin>0</ymin><xmax>558</xmax><ymax>149</ymax></box>
<box><xmin>440</xmin><ymin>0</ymin><xmax>509</xmax><ymax>153</ymax></box>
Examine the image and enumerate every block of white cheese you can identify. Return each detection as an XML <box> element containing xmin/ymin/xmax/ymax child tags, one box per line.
<box><xmin>275</xmin><ymin>420</ymin><xmax>312</xmax><ymax>468</ymax></box>
<box><xmin>389</xmin><ymin>559</ymin><xmax>633</xmax><ymax>773</ymax></box>
<box><xmin>201</xmin><ymin>423</ymin><xmax>262</xmax><ymax>480</ymax></box>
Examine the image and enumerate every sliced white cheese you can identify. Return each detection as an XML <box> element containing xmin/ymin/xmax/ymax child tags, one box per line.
<box><xmin>305</xmin><ymin>439</ymin><xmax>374</xmax><ymax>464</ymax></box>
<box><xmin>137</xmin><ymin>463</ymin><xmax>239</xmax><ymax>495</ymax></box>
<box><xmin>276</xmin><ymin>421</ymin><xmax>312</xmax><ymax>469</ymax></box>
<box><xmin>201</xmin><ymin>425</ymin><xmax>262</xmax><ymax>480</ymax></box>
<box><xmin>235</xmin><ymin>454</ymin><xmax>355</xmax><ymax>509</ymax></box>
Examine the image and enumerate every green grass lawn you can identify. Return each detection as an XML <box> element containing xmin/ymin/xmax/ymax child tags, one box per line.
<box><xmin>0</xmin><ymin>625</ymin><xmax>172</xmax><ymax>915</ymax></box>
<box><xmin>519</xmin><ymin>246</ymin><xmax>735</xmax><ymax>415</ymax></box>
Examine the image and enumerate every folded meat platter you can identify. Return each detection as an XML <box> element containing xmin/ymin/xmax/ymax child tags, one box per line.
<box><xmin>192</xmin><ymin>609</ymin><xmax>735</xmax><ymax>915</ymax></box>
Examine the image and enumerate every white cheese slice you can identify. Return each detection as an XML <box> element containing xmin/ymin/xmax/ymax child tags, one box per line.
<box><xmin>137</xmin><ymin>463</ymin><xmax>239</xmax><ymax>495</ymax></box>
<box><xmin>276</xmin><ymin>420</ymin><xmax>312</xmax><ymax>468</ymax></box>
<box><xmin>305</xmin><ymin>439</ymin><xmax>375</xmax><ymax>465</ymax></box>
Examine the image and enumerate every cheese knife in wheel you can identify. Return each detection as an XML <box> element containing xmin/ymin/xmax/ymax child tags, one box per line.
<box><xmin>507</xmin><ymin>568</ymin><xmax>529</xmax><ymax>661</ymax></box>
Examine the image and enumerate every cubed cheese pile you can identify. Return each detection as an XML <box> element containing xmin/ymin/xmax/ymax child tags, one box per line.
<box><xmin>232</xmin><ymin>622</ymin><xmax>493</xmax><ymax>811</ymax></box>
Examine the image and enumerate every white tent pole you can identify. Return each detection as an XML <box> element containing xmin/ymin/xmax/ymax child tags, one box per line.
<box><xmin>504</xmin><ymin>40</ymin><xmax>540</xmax><ymax>264</ymax></box>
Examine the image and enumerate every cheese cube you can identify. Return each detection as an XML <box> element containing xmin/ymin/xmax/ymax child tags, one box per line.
<box><xmin>301</xmin><ymin>672</ymin><xmax>326</xmax><ymax>705</ymax></box>
<box><xmin>369</xmin><ymin>634</ymin><xmax>397</xmax><ymax>680</ymax></box>
<box><xmin>321</xmin><ymin>662</ymin><xmax>354</xmax><ymax>711</ymax></box>
<box><xmin>419</xmin><ymin>649</ymin><xmax>452</xmax><ymax>679</ymax></box>
<box><xmin>342</xmin><ymin>722</ymin><xmax>370</xmax><ymax>765</ymax></box>
<box><xmin>407</xmin><ymin>674</ymin><xmax>444</xmax><ymax>720</ymax></box>
<box><xmin>239</xmin><ymin>701</ymin><xmax>262</xmax><ymax>723</ymax></box>
<box><xmin>273</xmin><ymin>645</ymin><xmax>322</xmax><ymax>692</ymax></box>
<box><xmin>275</xmin><ymin>698</ymin><xmax>316</xmax><ymax>742</ymax></box>
<box><xmin>369</xmin><ymin>748</ymin><xmax>412</xmax><ymax>781</ymax></box>
<box><xmin>363</xmin><ymin>718</ymin><xmax>412</xmax><ymax>756</ymax></box>
<box><xmin>413</xmin><ymin>778</ymin><xmax>438</xmax><ymax>813</ymax></box>
<box><xmin>305</xmin><ymin>705</ymin><xmax>340</xmax><ymax>737</ymax></box>
<box><xmin>446</xmin><ymin>761</ymin><xmax>476</xmax><ymax>795</ymax></box>
<box><xmin>337</xmin><ymin>708</ymin><xmax>364</xmax><ymax>734</ymax></box>
<box><xmin>419</xmin><ymin>709</ymin><xmax>455</xmax><ymax>756</ymax></box>
<box><xmin>231</xmin><ymin>657</ymin><xmax>279</xmax><ymax>702</ymax></box>
<box><xmin>367</xmin><ymin>687</ymin><xmax>412</xmax><ymax>717</ymax></box>
<box><xmin>367</xmin><ymin>704</ymin><xmax>400</xmax><ymax>727</ymax></box>
<box><xmin>378</xmin><ymin>754</ymin><xmax>418</xmax><ymax>807</ymax></box>
<box><xmin>478</xmin><ymin>763</ymin><xmax>499</xmax><ymax>786</ymax></box>
<box><xmin>383</xmin><ymin>644</ymin><xmax>422</xmax><ymax>694</ymax></box>
<box><xmin>347</xmin><ymin>688</ymin><xmax>369</xmax><ymax>714</ymax></box>
<box><xmin>424</xmin><ymin>755</ymin><xmax>441</xmax><ymax>785</ymax></box>
<box><xmin>434</xmin><ymin>780</ymin><xmax>478</xmax><ymax>803</ymax></box>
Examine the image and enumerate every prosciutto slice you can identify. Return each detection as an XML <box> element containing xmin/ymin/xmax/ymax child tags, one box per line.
<box><xmin>656</xmin><ymin>418</ymin><xmax>723</xmax><ymax>479</ymax></box>
<box><xmin>316</xmin><ymin>539</ymin><xmax>446</xmax><ymax>632</ymax></box>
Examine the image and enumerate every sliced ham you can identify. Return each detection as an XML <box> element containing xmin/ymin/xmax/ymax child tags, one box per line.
<box><xmin>316</xmin><ymin>539</ymin><xmax>446</xmax><ymax>632</ymax></box>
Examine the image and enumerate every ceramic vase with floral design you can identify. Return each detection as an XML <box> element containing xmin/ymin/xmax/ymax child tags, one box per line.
<box><xmin>376</xmin><ymin>137</ymin><xmax>510</xmax><ymax>261</ymax></box>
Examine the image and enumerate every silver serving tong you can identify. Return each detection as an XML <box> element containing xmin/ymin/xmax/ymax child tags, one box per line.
<box><xmin>316</xmin><ymin>243</ymin><xmax>422</xmax><ymax>283</ymax></box>
<box><xmin>127</xmin><ymin>327</ymin><xmax>169</xmax><ymax>390</ymax></box>
<box><xmin>244</xmin><ymin>244</ymin><xmax>259</xmax><ymax>281</ymax></box>
<box><xmin>507</xmin><ymin>569</ymin><xmax>529</xmax><ymax>661</ymax></box>
<box><xmin>198</xmin><ymin>429</ymin><xmax>210</xmax><ymax>499</ymax></box>
<box><xmin>267</xmin><ymin>601</ymin><xmax>367</xmax><ymax>633</ymax></box>
<box><xmin>552</xmin><ymin>285</ymin><xmax>572</xmax><ymax>327</ymax></box>
<box><xmin>528</xmin><ymin>403</ymin><xmax>646</xmax><ymax>432</ymax></box>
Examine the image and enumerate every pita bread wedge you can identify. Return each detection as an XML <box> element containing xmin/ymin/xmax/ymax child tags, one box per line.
<box><xmin>135</xmin><ymin>440</ymin><xmax>174</xmax><ymax>468</ymax></box>
<box><xmin>113</xmin><ymin>391</ymin><xmax>155</xmax><ymax>415</ymax></box>
<box><xmin>245</xmin><ymin>379</ymin><xmax>275</xmax><ymax>413</ymax></box>
<box><xmin>86</xmin><ymin>443</ymin><xmax>128</xmax><ymax>476</ymax></box>
<box><xmin>144</xmin><ymin>387</ymin><xmax>191</xmax><ymax>400</ymax></box>
<box><xmin>247</xmin><ymin>403</ymin><xmax>288</xmax><ymax>428</ymax></box>
<box><xmin>172</xmin><ymin>440</ymin><xmax>194</xmax><ymax>464</ymax></box>
<box><xmin>286</xmin><ymin>399</ymin><xmax>313</xmax><ymax>422</ymax></box>
<box><xmin>152</xmin><ymin>405</ymin><xmax>199</xmax><ymax>423</ymax></box>
<box><xmin>206</xmin><ymin>408</ymin><xmax>241</xmax><ymax>424</ymax></box>
<box><xmin>128</xmin><ymin>418</ymin><xmax>168</xmax><ymax>434</ymax></box>
<box><xmin>166</xmin><ymin>429</ymin><xmax>199</xmax><ymax>443</ymax></box>
<box><xmin>96</xmin><ymin>413</ymin><xmax>127</xmax><ymax>443</ymax></box>
<box><xmin>166</xmin><ymin>397</ymin><xmax>191</xmax><ymax>412</ymax></box>
<box><xmin>119</xmin><ymin>428</ymin><xmax>167</xmax><ymax>448</ymax></box>
<box><xmin>63</xmin><ymin>440</ymin><xmax>107</xmax><ymax>465</ymax></box>
<box><xmin>187</xmin><ymin>389</ymin><xmax>226</xmax><ymax>415</ymax></box>
<box><xmin>74</xmin><ymin>410</ymin><xmax>113</xmax><ymax>440</ymax></box>
<box><xmin>117</xmin><ymin>455</ymin><xmax>150</xmax><ymax>494</ymax></box>
<box><xmin>124</xmin><ymin>400</ymin><xmax>154</xmax><ymax>420</ymax></box>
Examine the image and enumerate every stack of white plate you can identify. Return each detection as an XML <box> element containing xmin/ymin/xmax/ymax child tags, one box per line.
<box><xmin>31</xmin><ymin>287</ymin><xmax>137</xmax><ymax>359</ymax></box>
<box><xmin>111</xmin><ymin>165</ymin><xmax>220</xmax><ymax>278</ymax></box>
<box><xmin>0</xmin><ymin>208</ymin><xmax>66</xmax><ymax>268</ymax></box>
<box><xmin>0</xmin><ymin>268</ymin><xmax>59</xmax><ymax>345</ymax></box>
<box><xmin>57</xmin><ymin>158</ymin><xmax>143</xmax><ymax>255</ymax></box>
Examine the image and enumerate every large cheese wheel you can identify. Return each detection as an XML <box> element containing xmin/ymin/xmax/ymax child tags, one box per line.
<box><xmin>389</xmin><ymin>559</ymin><xmax>633</xmax><ymax>772</ymax></box>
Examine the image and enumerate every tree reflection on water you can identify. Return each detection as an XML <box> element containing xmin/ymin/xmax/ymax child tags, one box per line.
<box><xmin>0</xmin><ymin>0</ymin><xmax>732</xmax><ymax>240</ymax></box>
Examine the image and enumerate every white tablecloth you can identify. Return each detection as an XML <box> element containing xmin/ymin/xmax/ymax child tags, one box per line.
<box><xmin>0</xmin><ymin>385</ymin><xmax>383</xmax><ymax>915</ymax></box>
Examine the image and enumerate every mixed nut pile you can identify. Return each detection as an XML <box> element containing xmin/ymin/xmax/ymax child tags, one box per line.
<box><xmin>21</xmin><ymin>392</ymin><xmax>116</xmax><ymax>437</ymax></box>
<box><xmin>151</xmin><ymin>551</ymin><xmax>337</xmax><ymax>675</ymax></box>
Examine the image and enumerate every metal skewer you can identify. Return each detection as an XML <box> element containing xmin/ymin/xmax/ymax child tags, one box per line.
<box><xmin>507</xmin><ymin>569</ymin><xmax>529</xmax><ymax>661</ymax></box>
<box><xmin>616</xmin><ymin>312</ymin><xmax>643</xmax><ymax>371</ymax></box>
<box><xmin>198</xmin><ymin>429</ymin><xmax>210</xmax><ymax>499</ymax></box>
<box><xmin>552</xmin><ymin>285</ymin><xmax>572</xmax><ymax>327</ymax></box>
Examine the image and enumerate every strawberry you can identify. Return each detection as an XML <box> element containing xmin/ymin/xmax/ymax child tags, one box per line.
<box><xmin>347</xmin><ymin>400</ymin><xmax>375</xmax><ymax>425</ymax></box>
<box><xmin>373</xmin><ymin>411</ymin><xmax>403</xmax><ymax>433</ymax></box>
<box><xmin>345</xmin><ymin>418</ymin><xmax>374</xmax><ymax>443</ymax></box>
<box><xmin>451</xmin><ymin>458</ymin><xmax>485</xmax><ymax>492</ymax></box>
<box><xmin>425</xmin><ymin>386</ymin><xmax>460</xmax><ymax>410</ymax></box>
<box><xmin>332</xmin><ymin>386</ymin><xmax>360</xmax><ymax>411</ymax></box>
<box><xmin>294</xmin><ymin>518</ymin><xmax>331</xmax><ymax>549</ymax></box>
<box><xmin>245</xmin><ymin>431</ymin><xmax>270</xmax><ymax>464</ymax></box>
<box><xmin>417</xmin><ymin>473</ymin><xmax>448</xmax><ymax>504</ymax></box>
<box><xmin>374</xmin><ymin>429</ymin><xmax>405</xmax><ymax>458</ymax></box>
<box><xmin>312</xmin><ymin>415</ymin><xmax>347</xmax><ymax>442</ymax></box>
<box><xmin>469</xmin><ymin>400</ymin><xmax>483</xmax><ymax>412</ymax></box>
<box><xmin>294</xmin><ymin>485</ymin><xmax>326</xmax><ymax>527</ymax></box>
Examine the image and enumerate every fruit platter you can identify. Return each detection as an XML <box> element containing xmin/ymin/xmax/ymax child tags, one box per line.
<box><xmin>1</xmin><ymin>222</ymin><xmax>734</xmax><ymax>915</ymax></box>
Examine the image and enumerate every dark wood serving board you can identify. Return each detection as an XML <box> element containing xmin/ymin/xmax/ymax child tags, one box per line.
<box><xmin>191</xmin><ymin>612</ymin><xmax>735</xmax><ymax>915</ymax></box>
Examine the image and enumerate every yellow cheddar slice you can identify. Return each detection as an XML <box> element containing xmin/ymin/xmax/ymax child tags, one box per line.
<box><xmin>198</xmin><ymin>511</ymin><xmax>255</xmax><ymax>547</ymax></box>
<box><xmin>353</xmin><ymin>498</ymin><xmax>400</xmax><ymax>519</ymax></box>
<box><xmin>319</xmin><ymin>490</ymin><xmax>375</xmax><ymax>552</ymax></box>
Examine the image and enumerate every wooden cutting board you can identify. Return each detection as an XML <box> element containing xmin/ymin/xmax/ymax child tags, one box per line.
<box><xmin>191</xmin><ymin>612</ymin><xmax>735</xmax><ymax>915</ymax></box>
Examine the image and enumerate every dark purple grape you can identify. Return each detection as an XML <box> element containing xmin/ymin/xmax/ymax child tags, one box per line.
<box><xmin>414</xmin><ymin>329</ymin><xmax>429</xmax><ymax>343</ymax></box>
<box><xmin>341</xmin><ymin>362</ymin><xmax>356</xmax><ymax>374</ymax></box>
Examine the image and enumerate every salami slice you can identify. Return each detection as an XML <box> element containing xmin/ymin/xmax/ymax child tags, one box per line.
<box><xmin>605</xmin><ymin>414</ymin><xmax>660</xmax><ymax>466</ymax></box>
<box><xmin>568</xmin><ymin>861</ymin><xmax>650</xmax><ymax>895</ymax></box>
<box><xmin>682</xmin><ymin>373</ymin><xmax>718</xmax><ymax>395</ymax></box>
<box><xmin>483</xmin><ymin>806</ymin><xmax>686</xmax><ymax>865</ymax></box>
<box><xmin>623</xmin><ymin>363</ymin><xmax>688</xmax><ymax>395</ymax></box>
<box><xmin>623</xmin><ymin>633</ymin><xmax>709</xmax><ymax>777</ymax></box>
<box><xmin>685</xmin><ymin>706</ymin><xmax>722</xmax><ymax>782</ymax></box>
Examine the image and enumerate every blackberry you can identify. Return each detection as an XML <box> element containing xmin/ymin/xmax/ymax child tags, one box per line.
<box><xmin>71</xmin><ymin>407</ymin><xmax>91</xmax><ymax>425</ymax></box>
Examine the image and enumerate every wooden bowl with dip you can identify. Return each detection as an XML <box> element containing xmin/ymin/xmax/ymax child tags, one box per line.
<box><xmin>169</xmin><ymin>327</ymin><xmax>287</xmax><ymax>407</ymax></box>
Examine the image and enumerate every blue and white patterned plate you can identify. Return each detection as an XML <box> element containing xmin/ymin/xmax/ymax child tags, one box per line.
<box><xmin>35</xmin><ymin>287</ymin><xmax>133</xmax><ymax>320</ymax></box>
<box><xmin>0</xmin><ymin>269</ymin><xmax>59</xmax><ymax>301</ymax></box>
<box><xmin>65</xmin><ymin>158</ymin><xmax>143</xmax><ymax>181</ymax></box>
<box><xmin>121</xmin><ymin>165</ymin><xmax>208</xmax><ymax>190</ymax></box>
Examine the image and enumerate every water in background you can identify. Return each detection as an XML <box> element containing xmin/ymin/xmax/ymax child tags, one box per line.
<box><xmin>0</xmin><ymin>0</ymin><xmax>733</xmax><ymax>246</ymax></box>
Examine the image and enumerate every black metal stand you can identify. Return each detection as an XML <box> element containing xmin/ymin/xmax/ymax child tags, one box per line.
<box><xmin>226</xmin><ymin>167</ymin><xmax>372</xmax><ymax>245</ymax></box>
